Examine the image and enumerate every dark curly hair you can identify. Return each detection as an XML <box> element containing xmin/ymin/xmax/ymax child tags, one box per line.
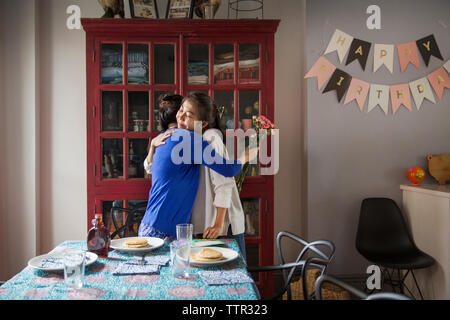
<box><xmin>157</xmin><ymin>94</ymin><xmax>184</xmax><ymax>130</ymax></box>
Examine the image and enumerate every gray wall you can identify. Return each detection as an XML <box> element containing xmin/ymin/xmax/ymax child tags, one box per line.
<box><xmin>306</xmin><ymin>0</ymin><xmax>450</xmax><ymax>276</ymax></box>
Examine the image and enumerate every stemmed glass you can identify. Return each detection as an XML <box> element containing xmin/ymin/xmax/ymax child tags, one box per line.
<box><xmin>174</xmin><ymin>223</ymin><xmax>194</xmax><ymax>279</ymax></box>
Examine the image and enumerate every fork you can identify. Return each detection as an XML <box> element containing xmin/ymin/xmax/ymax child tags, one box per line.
<box><xmin>139</xmin><ymin>254</ymin><xmax>147</xmax><ymax>265</ymax></box>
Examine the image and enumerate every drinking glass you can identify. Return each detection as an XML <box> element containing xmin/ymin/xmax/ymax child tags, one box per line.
<box><xmin>174</xmin><ymin>224</ymin><xmax>193</xmax><ymax>279</ymax></box>
<box><xmin>63</xmin><ymin>249</ymin><xmax>86</xmax><ymax>289</ymax></box>
<box><xmin>170</xmin><ymin>240</ymin><xmax>184</xmax><ymax>277</ymax></box>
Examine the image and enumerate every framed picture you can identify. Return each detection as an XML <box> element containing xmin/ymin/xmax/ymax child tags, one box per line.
<box><xmin>129</xmin><ymin>0</ymin><xmax>159</xmax><ymax>18</ymax></box>
<box><xmin>166</xmin><ymin>0</ymin><xmax>194</xmax><ymax>19</ymax></box>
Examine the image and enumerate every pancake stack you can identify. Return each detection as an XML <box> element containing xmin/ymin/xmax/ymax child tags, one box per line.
<box><xmin>191</xmin><ymin>248</ymin><xmax>224</xmax><ymax>262</ymax></box>
<box><xmin>123</xmin><ymin>238</ymin><xmax>150</xmax><ymax>249</ymax></box>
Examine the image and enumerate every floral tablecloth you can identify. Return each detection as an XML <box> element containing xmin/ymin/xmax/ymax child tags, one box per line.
<box><xmin>0</xmin><ymin>239</ymin><xmax>259</xmax><ymax>300</ymax></box>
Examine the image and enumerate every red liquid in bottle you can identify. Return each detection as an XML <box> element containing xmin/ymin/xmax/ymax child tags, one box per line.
<box><xmin>87</xmin><ymin>214</ymin><xmax>111</xmax><ymax>258</ymax></box>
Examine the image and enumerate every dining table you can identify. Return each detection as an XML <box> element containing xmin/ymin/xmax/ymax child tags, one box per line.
<box><xmin>0</xmin><ymin>238</ymin><xmax>260</xmax><ymax>300</ymax></box>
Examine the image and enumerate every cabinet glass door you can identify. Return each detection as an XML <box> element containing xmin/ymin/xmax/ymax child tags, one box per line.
<box><xmin>128</xmin><ymin>139</ymin><xmax>149</xmax><ymax>179</ymax></box>
<box><xmin>102</xmin><ymin>139</ymin><xmax>123</xmax><ymax>179</ymax></box>
<box><xmin>214</xmin><ymin>90</ymin><xmax>234</xmax><ymax>130</ymax></box>
<box><xmin>239</xmin><ymin>44</ymin><xmax>260</xmax><ymax>84</ymax></box>
<box><xmin>241</xmin><ymin>198</ymin><xmax>260</xmax><ymax>238</ymax></box>
<box><xmin>154</xmin><ymin>44</ymin><xmax>175</xmax><ymax>84</ymax></box>
<box><xmin>214</xmin><ymin>44</ymin><xmax>234</xmax><ymax>84</ymax></box>
<box><xmin>102</xmin><ymin>91</ymin><xmax>123</xmax><ymax>132</ymax></box>
<box><xmin>128</xmin><ymin>44</ymin><xmax>149</xmax><ymax>84</ymax></box>
<box><xmin>100</xmin><ymin>199</ymin><xmax>146</xmax><ymax>239</ymax></box>
<box><xmin>102</xmin><ymin>44</ymin><xmax>123</xmax><ymax>84</ymax></box>
<box><xmin>101</xmin><ymin>200</ymin><xmax>123</xmax><ymax>237</ymax></box>
<box><xmin>239</xmin><ymin>90</ymin><xmax>260</xmax><ymax>176</ymax></box>
<box><xmin>188</xmin><ymin>44</ymin><xmax>209</xmax><ymax>85</ymax></box>
<box><xmin>128</xmin><ymin>91</ymin><xmax>149</xmax><ymax>132</ymax></box>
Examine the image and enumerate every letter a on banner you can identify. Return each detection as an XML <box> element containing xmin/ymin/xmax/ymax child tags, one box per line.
<box><xmin>416</xmin><ymin>34</ymin><xmax>443</xmax><ymax>67</ymax></box>
<box><xmin>343</xmin><ymin>78</ymin><xmax>370</xmax><ymax>111</ymax></box>
<box><xmin>368</xmin><ymin>84</ymin><xmax>390</xmax><ymax>114</ymax></box>
<box><xmin>322</xmin><ymin>68</ymin><xmax>352</xmax><ymax>102</ymax></box>
<box><xmin>374</xmin><ymin>44</ymin><xmax>394</xmax><ymax>73</ymax></box>
<box><xmin>427</xmin><ymin>67</ymin><xmax>450</xmax><ymax>100</ymax></box>
<box><xmin>304</xmin><ymin>56</ymin><xmax>336</xmax><ymax>90</ymax></box>
<box><xmin>324</xmin><ymin>29</ymin><xmax>354</xmax><ymax>63</ymax></box>
<box><xmin>346</xmin><ymin>38</ymin><xmax>372</xmax><ymax>70</ymax></box>
<box><xmin>397</xmin><ymin>42</ymin><xmax>421</xmax><ymax>72</ymax></box>
<box><xmin>390</xmin><ymin>84</ymin><xmax>413</xmax><ymax>114</ymax></box>
<box><xmin>409</xmin><ymin>77</ymin><xmax>436</xmax><ymax>110</ymax></box>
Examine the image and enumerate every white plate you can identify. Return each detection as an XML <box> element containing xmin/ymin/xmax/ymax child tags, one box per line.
<box><xmin>110</xmin><ymin>237</ymin><xmax>165</xmax><ymax>254</ymax></box>
<box><xmin>28</xmin><ymin>251</ymin><xmax>98</xmax><ymax>272</ymax></box>
<box><xmin>177</xmin><ymin>246</ymin><xmax>239</xmax><ymax>266</ymax></box>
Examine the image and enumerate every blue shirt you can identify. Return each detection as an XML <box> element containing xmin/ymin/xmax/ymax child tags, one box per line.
<box><xmin>141</xmin><ymin>128</ymin><xmax>242</xmax><ymax>238</ymax></box>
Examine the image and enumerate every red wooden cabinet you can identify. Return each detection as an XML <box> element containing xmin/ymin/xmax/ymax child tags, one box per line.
<box><xmin>82</xmin><ymin>19</ymin><xmax>279</xmax><ymax>297</ymax></box>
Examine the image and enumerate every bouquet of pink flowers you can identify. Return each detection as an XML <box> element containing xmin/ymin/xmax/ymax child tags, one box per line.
<box><xmin>235</xmin><ymin>115</ymin><xmax>276</xmax><ymax>194</ymax></box>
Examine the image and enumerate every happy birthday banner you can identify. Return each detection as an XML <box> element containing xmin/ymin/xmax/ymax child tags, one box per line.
<box><xmin>324</xmin><ymin>29</ymin><xmax>444</xmax><ymax>72</ymax></box>
<box><xmin>305</xmin><ymin>56</ymin><xmax>450</xmax><ymax>114</ymax></box>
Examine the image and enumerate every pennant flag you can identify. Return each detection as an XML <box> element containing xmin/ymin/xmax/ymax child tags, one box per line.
<box><xmin>368</xmin><ymin>84</ymin><xmax>390</xmax><ymax>114</ymax></box>
<box><xmin>343</xmin><ymin>78</ymin><xmax>370</xmax><ymax>111</ymax></box>
<box><xmin>373</xmin><ymin>44</ymin><xmax>394</xmax><ymax>73</ymax></box>
<box><xmin>397</xmin><ymin>42</ymin><xmax>421</xmax><ymax>72</ymax></box>
<box><xmin>444</xmin><ymin>60</ymin><xmax>450</xmax><ymax>74</ymax></box>
<box><xmin>427</xmin><ymin>67</ymin><xmax>450</xmax><ymax>100</ymax></box>
<box><xmin>304</xmin><ymin>56</ymin><xmax>336</xmax><ymax>90</ymax></box>
<box><xmin>324</xmin><ymin>29</ymin><xmax>354</xmax><ymax>63</ymax></box>
<box><xmin>409</xmin><ymin>77</ymin><xmax>436</xmax><ymax>110</ymax></box>
<box><xmin>390</xmin><ymin>84</ymin><xmax>413</xmax><ymax>114</ymax></box>
<box><xmin>345</xmin><ymin>38</ymin><xmax>372</xmax><ymax>70</ymax></box>
<box><xmin>416</xmin><ymin>34</ymin><xmax>443</xmax><ymax>66</ymax></box>
<box><xmin>322</xmin><ymin>68</ymin><xmax>352</xmax><ymax>102</ymax></box>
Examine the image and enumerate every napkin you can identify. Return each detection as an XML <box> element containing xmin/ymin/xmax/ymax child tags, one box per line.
<box><xmin>127</xmin><ymin>255</ymin><xmax>170</xmax><ymax>266</ymax></box>
<box><xmin>112</xmin><ymin>262</ymin><xmax>161</xmax><ymax>276</ymax></box>
<box><xmin>198</xmin><ymin>270</ymin><xmax>254</xmax><ymax>285</ymax></box>
<box><xmin>111</xmin><ymin>255</ymin><xmax>169</xmax><ymax>276</ymax></box>
<box><xmin>39</xmin><ymin>257</ymin><xmax>64</xmax><ymax>269</ymax></box>
<box><xmin>39</xmin><ymin>254</ymin><xmax>92</xmax><ymax>269</ymax></box>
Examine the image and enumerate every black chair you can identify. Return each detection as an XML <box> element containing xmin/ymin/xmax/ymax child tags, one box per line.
<box><xmin>110</xmin><ymin>202</ymin><xmax>147</xmax><ymax>239</ymax></box>
<box><xmin>315</xmin><ymin>274</ymin><xmax>411</xmax><ymax>300</ymax></box>
<box><xmin>355</xmin><ymin>197</ymin><xmax>435</xmax><ymax>300</ymax></box>
<box><xmin>247</xmin><ymin>231</ymin><xmax>335</xmax><ymax>300</ymax></box>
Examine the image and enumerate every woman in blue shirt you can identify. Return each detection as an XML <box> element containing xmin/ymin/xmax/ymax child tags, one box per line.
<box><xmin>139</xmin><ymin>95</ymin><xmax>256</xmax><ymax>239</ymax></box>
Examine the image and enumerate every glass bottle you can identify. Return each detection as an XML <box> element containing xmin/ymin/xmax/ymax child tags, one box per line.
<box><xmin>87</xmin><ymin>214</ymin><xmax>111</xmax><ymax>258</ymax></box>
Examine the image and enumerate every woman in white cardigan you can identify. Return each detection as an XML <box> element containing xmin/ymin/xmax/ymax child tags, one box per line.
<box><xmin>144</xmin><ymin>93</ymin><xmax>247</xmax><ymax>260</ymax></box>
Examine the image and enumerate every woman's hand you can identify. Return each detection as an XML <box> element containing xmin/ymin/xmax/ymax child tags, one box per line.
<box><xmin>150</xmin><ymin>128</ymin><xmax>176</xmax><ymax>148</ymax></box>
<box><xmin>202</xmin><ymin>225</ymin><xmax>222</xmax><ymax>239</ymax></box>
<box><xmin>203</xmin><ymin>207</ymin><xmax>227</xmax><ymax>239</ymax></box>
<box><xmin>146</xmin><ymin>129</ymin><xmax>176</xmax><ymax>165</ymax></box>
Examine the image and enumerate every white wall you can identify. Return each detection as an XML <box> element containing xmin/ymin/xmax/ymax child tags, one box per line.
<box><xmin>0</xmin><ymin>0</ymin><xmax>306</xmax><ymax>279</ymax></box>
<box><xmin>0</xmin><ymin>0</ymin><xmax>39</xmax><ymax>279</ymax></box>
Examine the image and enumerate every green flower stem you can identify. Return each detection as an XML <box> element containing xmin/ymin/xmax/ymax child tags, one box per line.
<box><xmin>236</xmin><ymin>162</ymin><xmax>250</xmax><ymax>194</ymax></box>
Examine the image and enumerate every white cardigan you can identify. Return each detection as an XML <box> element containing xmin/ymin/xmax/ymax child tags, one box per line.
<box><xmin>143</xmin><ymin>128</ymin><xmax>245</xmax><ymax>236</ymax></box>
